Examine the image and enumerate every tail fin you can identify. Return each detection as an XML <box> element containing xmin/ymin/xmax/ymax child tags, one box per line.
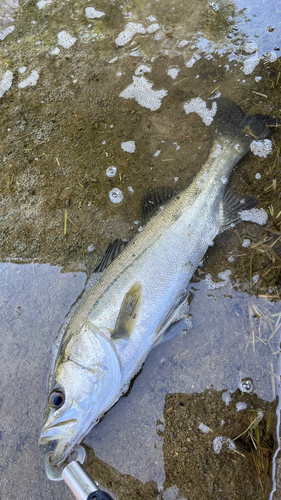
<box><xmin>210</xmin><ymin>96</ymin><xmax>279</xmax><ymax>148</ymax></box>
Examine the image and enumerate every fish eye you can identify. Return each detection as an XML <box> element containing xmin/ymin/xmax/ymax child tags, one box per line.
<box><xmin>49</xmin><ymin>389</ymin><xmax>65</xmax><ymax>409</ymax></box>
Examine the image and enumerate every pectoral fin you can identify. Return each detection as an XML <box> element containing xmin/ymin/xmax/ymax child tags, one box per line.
<box><xmin>112</xmin><ymin>282</ymin><xmax>142</xmax><ymax>339</ymax></box>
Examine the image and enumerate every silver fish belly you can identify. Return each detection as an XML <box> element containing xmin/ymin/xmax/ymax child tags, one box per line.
<box><xmin>39</xmin><ymin>97</ymin><xmax>278</xmax><ymax>466</ymax></box>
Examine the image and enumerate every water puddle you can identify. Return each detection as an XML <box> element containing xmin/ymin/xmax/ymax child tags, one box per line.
<box><xmin>0</xmin><ymin>0</ymin><xmax>281</xmax><ymax>498</ymax></box>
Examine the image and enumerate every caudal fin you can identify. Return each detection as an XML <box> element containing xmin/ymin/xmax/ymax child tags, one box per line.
<box><xmin>210</xmin><ymin>96</ymin><xmax>279</xmax><ymax>147</ymax></box>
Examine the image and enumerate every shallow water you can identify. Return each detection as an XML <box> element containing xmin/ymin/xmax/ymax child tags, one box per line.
<box><xmin>0</xmin><ymin>0</ymin><xmax>281</xmax><ymax>498</ymax></box>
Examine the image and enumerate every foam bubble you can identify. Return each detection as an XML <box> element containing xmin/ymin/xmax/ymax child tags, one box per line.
<box><xmin>255</xmin><ymin>172</ymin><xmax>261</xmax><ymax>180</ymax></box>
<box><xmin>87</xmin><ymin>244</ymin><xmax>95</xmax><ymax>252</ymax></box>
<box><xmin>50</xmin><ymin>47</ymin><xmax>60</xmax><ymax>55</ymax></box>
<box><xmin>183</xmin><ymin>97</ymin><xmax>217</xmax><ymax>126</ymax></box>
<box><xmin>250</xmin><ymin>139</ymin><xmax>272</xmax><ymax>158</ymax></box>
<box><xmin>18</xmin><ymin>70</ymin><xmax>39</xmax><ymax>88</ymax></box>
<box><xmin>37</xmin><ymin>0</ymin><xmax>52</xmax><ymax>8</ymax></box>
<box><xmin>119</xmin><ymin>75</ymin><xmax>167</xmax><ymax>111</ymax></box>
<box><xmin>264</xmin><ymin>51</ymin><xmax>277</xmax><ymax>63</ymax></box>
<box><xmin>222</xmin><ymin>391</ymin><xmax>232</xmax><ymax>406</ymax></box>
<box><xmin>146</xmin><ymin>23</ymin><xmax>160</xmax><ymax>33</ymax></box>
<box><xmin>85</xmin><ymin>7</ymin><xmax>105</xmax><ymax>19</ymax></box>
<box><xmin>135</xmin><ymin>64</ymin><xmax>151</xmax><ymax>75</ymax></box>
<box><xmin>178</xmin><ymin>39</ymin><xmax>190</xmax><ymax>48</ymax></box>
<box><xmin>58</xmin><ymin>31</ymin><xmax>77</xmax><ymax>48</ymax></box>
<box><xmin>185</xmin><ymin>54</ymin><xmax>201</xmax><ymax>68</ymax></box>
<box><xmin>198</xmin><ymin>423</ymin><xmax>211</xmax><ymax>434</ymax></box>
<box><xmin>213</xmin><ymin>436</ymin><xmax>224</xmax><ymax>454</ymax></box>
<box><xmin>242</xmin><ymin>238</ymin><xmax>251</xmax><ymax>248</ymax></box>
<box><xmin>121</xmin><ymin>141</ymin><xmax>135</xmax><ymax>153</ymax></box>
<box><xmin>240</xmin><ymin>207</ymin><xmax>268</xmax><ymax>225</ymax></box>
<box><xmin>236</xmin><ymin>402</ymin><xmax>247</xmax><ymax>412</ymax></box>
<box><xmin>243</xmin><ymin>53</ymin><xmax>260</xmax><ymax>75</ymax></box>
<box><xmin>115</xmin><ymin>22</ymin><xmax>146</xmax><ymax>46</ymax></box>
<box><xmin>109</xmin><ymin>188</ymin><xmax>123</xmax><ymax>204</ymax></box>
<box><xmin>106</xmin><ymin>166</ymin><xmax>117</xmax><ymax>177</ymax></box>
<box><xmin>0</xmin><ymin>70</ymin><xmax>13</xmax><ymax>98</ymax></box>
<box><xmin>243</xmin><ymin>41</ymin><xmax>258</xmax><ymax>54</ymax></box>
<box><xmin>167</xmin><ymin>67</ymin><xmax>180</xmax><ymax>79</ymax></box>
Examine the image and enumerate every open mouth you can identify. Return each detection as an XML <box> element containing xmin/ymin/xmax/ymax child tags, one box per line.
<box><xmin>39</xmin><ymin>419</ymin><xmax>77</xmax><ymax>444</ymax></box>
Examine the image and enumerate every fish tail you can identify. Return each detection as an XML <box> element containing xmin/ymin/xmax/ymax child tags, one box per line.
<box><xmin>210</xmin><ymin>96</ymin><xmax>279</xmax><ymax>147</ymax></box>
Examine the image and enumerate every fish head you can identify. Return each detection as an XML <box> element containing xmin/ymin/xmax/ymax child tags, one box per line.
<box><xmin>39</xmin><ymin>323</ymin><xmax>122</xmax><ymax>466</ymax></box>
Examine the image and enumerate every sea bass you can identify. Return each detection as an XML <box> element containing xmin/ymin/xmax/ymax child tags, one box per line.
<box><xmin>40</xmin><ymin>97</ymin><xmax>278</xmax><ymax>466</ymax></box>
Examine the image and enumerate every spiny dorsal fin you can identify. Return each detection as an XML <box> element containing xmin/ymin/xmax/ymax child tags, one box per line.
<box><xmin>219</xmin><ymin>189</ymin><xmax>258</xmax><ymax>231</ymax></box>
<box><xmin>94</xmin><ymin>239</ymin><xmax>128</xmax><ymax>272</ymax></box>
<box><xmin>112</xmin><ymin>282</ymin><xmax>142</xmax><ymax>340</ymax></box>
<box><xmin>141</xmin><ymin>186</ymin><xmax>178</xmax><ymax>225</ymax></box>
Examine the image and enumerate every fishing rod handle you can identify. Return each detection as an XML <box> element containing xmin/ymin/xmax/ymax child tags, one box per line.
<box><xmin>62</xmin><ymin>461</ymin><xmax>114</xmax><ymax>500</ymax></box>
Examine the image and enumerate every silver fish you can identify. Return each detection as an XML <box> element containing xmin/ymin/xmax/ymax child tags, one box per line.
<box><xmin>39</xmin><ymin>97</ymin><xmax>277</xmax><ymax>466</ymax></box>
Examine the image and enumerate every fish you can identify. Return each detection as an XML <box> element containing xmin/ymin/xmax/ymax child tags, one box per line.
<box><xmin>39</xmin><ymin>96</ymin><xmax>278</xmax><ymax>466</ymax></box>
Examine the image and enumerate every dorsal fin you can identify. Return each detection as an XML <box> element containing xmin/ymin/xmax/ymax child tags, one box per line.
<box><xmin>94</xmin><ymin>239</ymin><xmax>128</xmax><ymax>272</ymax></box>
<box><xmin>141</xmin><ymin>186</ymin><xmax>177</xmax><ymax>225</ymax></box>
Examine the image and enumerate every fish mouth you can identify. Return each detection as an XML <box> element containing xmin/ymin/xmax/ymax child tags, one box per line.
<box><xmin>39</xmin><ymin>419</ymin><xmax>77</xmax><ymax>444</ymax></box>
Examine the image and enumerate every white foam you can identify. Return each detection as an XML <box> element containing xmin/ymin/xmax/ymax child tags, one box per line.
<box><xmin>222</xmin><ymin>391</ymin><xmax>232</xmax><ymax>406</ymax></box>
<box><xmin>213</xmin><ymin>436</ymin><xmax>224</xmax><ymax>454</ymax></box>
<box><xmin>115</xmin><ymin>22</ymin><xmax>146</xmax><ymax>46</ymax></box>
<box><xmin>121</xmin><ymin>141</ymin><xmax>135</xmax><ymax>153</ymax></box>
<box><xmin>147</xmin><ymin>15</ymin><xmax>157</xmax><ymax>22</ymax></box>
<box><xmin>185</xmin><ymin>54</ymin><xmax>201</xmax><ymax>68</ymax></box>
<box><xmin>106</xmin><ymin>166</ymin><xmax>117</xmax><ymax>177</ymax></box>
<box><xmin>109</xmin><ymin>56</ymin><xmax>118</xmax><ymax>64</ymax></box>
<box><xmin>37</xmin><ymin>0</ymin><xmax>52</xmax><ymax>8</ymax></box>
<box><xmin>198</xmin><ymin>423</ymin><xmax>211</xmax><ymax>433</ymax></box>
<box><xmin>154</xmin><ymin>150</ymin><xmax>161</xmax><ymax>157</ymax></box>
<box><xmin>119</xmin><ymin>75</ymin><xmax>167</xmax><ymax>111</ymax></box>
<box><xmin>183</xmin><ymin>97</ymin><xmax>217</xmax><ymax>126</ymax></box>
<box><xmin>255</xmin><ymin>172</ymin><xmax>261</xmax><ymax>180</ymax></box>
<box><xmin>50</xmin><ymin>47</ymin><xmax>60</xmax><ymax>55</ymax></box>
<box><xmin>243</xmin><ymin>41</ymin><xmax>258</xmax><ymax>54</ymax></box>
<box><xmin>109</xmin><ymin>188</ymin><xmax>123</xmax><ymax>204</ymax></box>
<box><xmin>178</xmin><ymin>39</ymin><xmax>190</xmax><ymax>48</ymax></box>
<box><xmin>264</xmin><ymin>51</ymin><xmax>277</xmax><ymax>63</ymax></box>
<box><xmin>128</xmin><ymin>186</ymin><xmax>134</xmax><ymax>193</ymax></box>
<box><xmin>0</xmin><ymin>70</ymin><xmax>13</xmax><ymax>98</ymax></box>
<box><xmin>243</xmin><ymin>53</ymin><xmax>260</xmax><ymax>75</ymax></box>
<box><xmin>242</xmin><ymin>238</ymin><xmax>251</xmax><ymax>248</ymax></box>
<box><xmin>146</xmin><ymin>23</ymin><xmax>159</xmax><ymax>33</ymax></box>
<box><xmin>236</xmin><ymin>402</ymin><xmax>247</xmax><ymax>412</ymax></box>
<box><xmin>240</xmin><ymin>207</ymin><xmax>268</xmax><ymax>225</ymax></box>
<box><xmin>18</xmin><ymin>66</ymin><xmax>27</xmax><ymax>74</ymax></box>
<box><xmin>250</xmin><ymin>139</ymin><xmax>272</xmax><ymax>158</ymax></box>
<box><xmin>85</xmin><ymin>7</ymin><xmax>105</xmax><ymax>19</ymax></box>
<box><xmin>0</xmin><ymin>25</ymin><xmax>15</xmax><ymax>41</ymax></box>
<box><xmin>213</xmin><ymin>436</ymin><xmax>236</xmax><ymax>454</ymax></box>
<box><xmin>18</xmin><ymin>70</ymin><xmax>39</xmax><ymax>88</ymax></box>
<box><xmin>57</xmin><ymin>31</ymin><xmax>77</xmax><ymax>48</ymax></box>
<box><xmin>135</xmin><ymin>64</ymin><xmax>151</xmax><ymax>75</ymax></box>
<box><xmin>167</xmin><ymin>67</ymin><xmax>180</xmax><ymax>79</ymax></box>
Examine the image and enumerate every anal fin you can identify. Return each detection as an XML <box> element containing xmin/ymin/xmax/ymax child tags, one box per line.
<box><xmin>219</xmin><ymin>188</ymin><xmax>258</xmax><ymax>232</ymax></box>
